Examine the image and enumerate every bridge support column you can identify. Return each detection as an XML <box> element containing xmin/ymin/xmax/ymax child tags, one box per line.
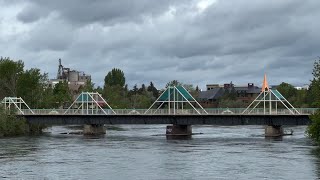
<box><xmin>166</xmin><ymin>125</ymin><xmax>192</xmax><ymax>136</ymax></box>
<box><xmin>265</xmin><ymin>125</ymin><xmax>283</xmax><ymax>137</ymax></box>
<box><xmin>83</xmin><ymin>124</ymin><xmax>106</xmax><ymax>135</ymax></box>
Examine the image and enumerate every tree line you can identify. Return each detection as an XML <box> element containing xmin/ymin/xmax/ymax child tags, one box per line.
<box><xmin>0</xmin><ymin>57</ymin><xmax>319</xmax><ymax>109</ymax></box>
<box><xmin>0</xmin><ymin>57</ymin><xmax>72</xmax><ymax>109</ymax></box>
<box><xmin>101</xmin><ymin>69</ymin><xmax>199</xmax><ymax>109</ymax></box>
<box><xmin>0</xmin><ymin>57</ymin><xmax>199</xmax><ymax>109</ymax></box>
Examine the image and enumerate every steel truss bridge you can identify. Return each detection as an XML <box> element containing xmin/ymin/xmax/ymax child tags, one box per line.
<box><xmin>2</xmin><ymin>77</ymin><xmax>316</xmax><ymax>136</ymax></box>
<box><xmin>1</xmin><ymin>90</ymin><xmax>317</xmax><ymax>127</ymax></box>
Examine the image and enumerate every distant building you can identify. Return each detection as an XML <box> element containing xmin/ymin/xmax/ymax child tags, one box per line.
<box><xmin>233</xmin><ymin>83</ymin><xmax>261</xmax><ymax>104</ymax></box>
<box><xmin>49</xmin><ymin>59</ymin><xmax>91</xmax><ymax>95</ymax></box>
<box><xmin>206</xmin><ymin>84</ymin><xmax>222</xmax><ymax>90</ymax></box>
<box><xmin>198</xmin><ymin>87</ymin><xmax>224</xmax><ymax>108</ymax></box>
<box><xmin>199</xmin><ymin>83</ymin><xmax>261</xmax><ymax>108</ymax></box>
<box><xmin>302</xmin><ymin>84</ymin><xmax>310</xmax><ymax>90</ymax></box>
<box><xmin>294</xmin><ymin>84</ymin><xmax>309</xmax><ymax>90</ymax></box>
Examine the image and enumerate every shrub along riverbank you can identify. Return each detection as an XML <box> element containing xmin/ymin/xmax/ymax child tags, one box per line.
<box><xmin>0</xmin><ymin>107</ymin><xmax>45</xmax><ymax>137</ymax></box>
<box><xmin>307</xmin><ymin>110</ymin><xmax>320</xmax><ymax>144</ymax></box>
<box><xmin>306</xmin><ymin>60</ymin><xmax>320</xmax><ymax>145</ymax></box>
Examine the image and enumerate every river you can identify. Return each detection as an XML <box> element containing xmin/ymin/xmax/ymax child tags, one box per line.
<box><xmin>0</xmin><ymin>125</ymin><xmax>319</xmax><ymax>179</ymax></box>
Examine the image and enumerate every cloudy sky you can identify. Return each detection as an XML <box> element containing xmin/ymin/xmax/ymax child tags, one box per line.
<box><xmin>0</xmin><ymin>0</ymin><xmax>318</xmax><ymax>89</ymax></box>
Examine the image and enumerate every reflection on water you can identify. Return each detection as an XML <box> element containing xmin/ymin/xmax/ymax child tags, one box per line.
<box><xmin>0</xmin><ymin>125</ymin><xmax>319</xmax><ymax>179</ymax></box>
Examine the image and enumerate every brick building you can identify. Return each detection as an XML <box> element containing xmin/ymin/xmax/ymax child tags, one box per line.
<box><xmin>198</xmin><ymin>83</ymin><xmax>261</xmax><ymax>108</ymax></box>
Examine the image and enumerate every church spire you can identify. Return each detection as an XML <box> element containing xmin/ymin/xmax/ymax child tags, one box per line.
<box><xmin>261</xmin><ymin>73</ymin><xmax>269</xmax><ymax>92</ymax></box>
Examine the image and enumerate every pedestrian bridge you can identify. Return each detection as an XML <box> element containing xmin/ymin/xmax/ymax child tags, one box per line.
<box><xmin>1</xmin><ymin>83</ymin><xmax>318</xmax><ymax>137</ymax></box>
<box><xmin>19</xmin><ymin>109</ymin><xmax>312</xmax><ymax>137</ymax></box>
<box><xmin>15</xmin><ymin>107</ymin><xmax>317</xmax><ymax>116</ymax></box>
<box><xmin>19</xmin><ymin>108</ymin><xmax>312</xmax><ymax>126</ymax></box>
<box><xmin>13</xmin><ymin>106</ymin><xmax>316</xmax><ymax>127</ymax></box>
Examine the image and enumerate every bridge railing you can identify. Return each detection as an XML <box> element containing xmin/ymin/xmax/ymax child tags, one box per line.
<box><xmin>16</xmin><ymin>108</ymin><xmax>318</xmax><ymax>115</ymax></box>
<box><xmin>296</xmin><ymin>108</ymin><xmax>318</xmax><ymax>115</ymax></box>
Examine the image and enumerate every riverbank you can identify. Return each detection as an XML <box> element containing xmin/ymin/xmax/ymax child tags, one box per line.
<box><xmin>0</xmin><ymin>108</ymin><xmax>45</xmax><ymax>137</ymax></box>
<box><xmin>307</xmin><ymin>110</ymin><xmax>320</xmax><ymax>145</ymax></box>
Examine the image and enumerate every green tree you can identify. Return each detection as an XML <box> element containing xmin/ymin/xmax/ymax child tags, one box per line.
<box><xmin>131</xmin><ymin>94</ymin><xmax>153</xmax><ymax>109</ymax></box>
<box><xmin>307</xmin><ymin>110</ymin><xmax>320</xmax><ymax>144</ymax></box>
<box><xmin>308</xmin><ymin>59</ymin><xmax>320</xmax><ymax>107</ymax></box>
<box><xmin>307</xmin><ymin>58</ymin><xmax>320</xmax><ymax>144</ymax></box>
<box><xmin>39</xmin><ymin>87</ymin><xmax>56</xmax><ymax>109</ymax></box>
<box><xmin>196</xmin><ymin>85</ymin><xmax>200</xmax><ymax>92</ymax></box>
<box><xmin>275</xmin><ymin>82</ymin><xmax>310</xmax><ymax>107</ymax></box>
<box><xmin>124</xmin><ymin>84</ymin><xmax>129</xmax><ymax>92</ymax></box>
<box><xmin>128</xmin><ymin>84</ymin><xmax>153</xmax><ymax>108</ymax></box>
<box><xmin>16</xmin><ymin>68</ymin><xmax>48</xmax><ymax>108</ymax></box>
<box><xmin>166</xmin><ymin>80</ymin><xmax>182</xmax><ymax>88</ymax></box>
<box><xmin>132</xmin><ymin>84</ymin><xmax>138</xmax><ymax>93</ymax></box>
<box><xmin>53</xmin><ymin>81</ymin><xmax>72</xmax><ymax>108</ymax></box>
<box><xmin>295</xmin><ymin>89</ymin><xmax>309</xmax><ymax>108</ymax></box>
<box><xmin>0</xmin><ymin>58</ymin><xmax>56</xmax><ymax>109</ymax></box>
<box><xmin>128</xmin><ymin>84</ymin><xmax>139</xmax><ymax>108</ymax></box>
<box><xmin>103</xmin><ymin>68</ymin><xmax>128</xmax><ymax>108</ymax></box>
<box><xmin>94</xmin><ymin>86</ymin><xmax>104</xmax><ymax>95</ymax></box>
<box><xmin>103</xmin><ymin>85</ymin><xmax>129</xmax><ymax>109</ymax></box>
<box><xmin>218</xmin><ymin>99</ymin><xmax>244</xmax><ymax>108</ymax></box>
<box><xmin>220</xmin><ymin>86</ymin><xmax>237</xmax><ymax>103</ymax></box>
<box><xmin>138</xmin><ymin>84</ymin><xmax>146</xmax><ymax>94</ymax></box>
<box><xmin>80</xmin><ymin>79</ymin><xmax>95</xmax><ymax>92</ymax></box>
<box><xmin>104</xmin><ymin>68</ymin><xmax>125</xmax><ymax>88</ymax></box>
<box><xmin>0</xmin><ymin>57</ymin><xmax>24</xmax><ymax>98</ymax></box>
<box><xmin>277</xmin><ymin>82</ymin><xmax>297</xmax><ymax>99</ymax></box>
<box><xmin>102</xmin><ymin>68</ymin><xmax>129</xmax><ymax>109</ymax></box>
<box><xmin>147</xmin><ymin>81</ymin><xmax>159</xmax><ymax>98</ymax></box>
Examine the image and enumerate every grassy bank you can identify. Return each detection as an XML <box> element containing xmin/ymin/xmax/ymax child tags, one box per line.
<box><xmin>0</xmin><ymin>107</ymin><xmax>45</xmax><ymax>137</ymax></box>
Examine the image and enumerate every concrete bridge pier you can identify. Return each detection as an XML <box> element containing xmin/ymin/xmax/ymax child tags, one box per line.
<box><xmin>83</xmin><ymin>124</ymin><xmax>106</xmax><ymax>135</ymax></box>
<box><xmin>166</xmin><ymin>125</ymin><xmax>192</xmax><ymax>136</ymax></box>
<box><xmin>166</xmin><ymin>125</ymin><xmax>192</xmax><ymax>140</ymax></box>
<box><xmin>265</xmin><ymin>125</ymin><xmax>283</xmax><ymax>137</ymax></box>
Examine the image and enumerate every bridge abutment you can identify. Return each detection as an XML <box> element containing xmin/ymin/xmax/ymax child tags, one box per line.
<box><xmin>166</xmin><ymin>125</ymin><xmax>192</xmax><ymax>136</ymax></box>
<box><xmin>83</xmin><ymin>124</ymin><xmax>106</xmax><ymax>135</ymax></box>
<box><xmin>265</xmin><ymin>125</ymin><xmax>283</xmax><ymax>137</ymax></box>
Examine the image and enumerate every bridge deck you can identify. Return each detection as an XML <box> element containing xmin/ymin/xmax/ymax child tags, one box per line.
<box><xmin>19</xmin><ymin>108</ymin><xmax>317</xmax><ymax>115</ymax></box>
<box><xmin>21</xmin><ymin>114</ymin><xmax>310</xmax><ymax>126</ymax></box>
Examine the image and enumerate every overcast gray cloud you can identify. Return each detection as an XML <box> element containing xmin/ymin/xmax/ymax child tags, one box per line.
<box><xmin>0</xmin><ymin>0</ymin><xmax>319</xmax><ymax>89</ymax></box>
